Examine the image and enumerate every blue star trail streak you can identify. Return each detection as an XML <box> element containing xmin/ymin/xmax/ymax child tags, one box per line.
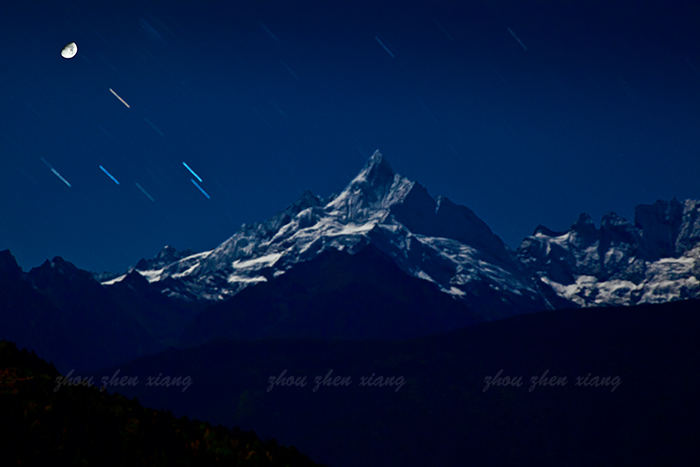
<box><xmin>135</xmin><ymin>182</ymin><xmax>155</xmax><ymax>202</ymax></box>
<box><xmin>143</xmin><ymin>117</ymin><xmax>164</xmax><ymax>137</ymax></box>
<box><xmin>182</xmin><ymin>161</ymin><xmax>202</xmax><ymax>182</ymax></box>
<box><xmin>374</xmin><ymin>36</ymin><xmax>395</xmax><ymax>58</ymax></box>
<box><xmin>190</xmin><ymin>179</ymin><xmax>210</xmax><ymax>199</ymax></box>
<box><xmin>507</xmin><ymin>27</ymin><xmax>528</xmax><ymax>50</ymax></box>
<box><xmin>99</xmin><ymin>165</ymin><xmax>120</xmax><ymax>185</ymax></box>
<box><xmin>40</xmin><ymin>157</ymin><xmax>71</xmax><ymax>187</ymax></box>
<box><xmin>51</xmin><ymin>169</ymin><xmax>72</xmax><ymax>187</ymax></box>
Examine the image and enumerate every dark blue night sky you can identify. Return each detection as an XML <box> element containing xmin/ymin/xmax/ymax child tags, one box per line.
<box><xmin>2</xmin><ymin>0</ymin><xmax>699</xmax><ymax>273</ymax></box>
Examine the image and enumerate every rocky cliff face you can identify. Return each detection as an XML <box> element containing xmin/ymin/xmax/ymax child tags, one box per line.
<box><xmin>517</xmin><ymin>199</ymin><xmax>700</xmax><ymax>306</ymax></box>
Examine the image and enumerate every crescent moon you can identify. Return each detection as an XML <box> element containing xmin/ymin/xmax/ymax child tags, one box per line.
<box><xmin>61</xmin><ymin>42</ymin><xmax>78</xmax><ymax>59</ymax></box>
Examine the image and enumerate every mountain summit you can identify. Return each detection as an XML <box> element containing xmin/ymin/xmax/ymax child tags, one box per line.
<box><xmin>109</xmin><ymin>151</ymin><xmax>549</xmax><ymax>318</ymax></box>
<box><xmin>325</xmin><ymin>150</ymin><xmax>414</xmax><ymax>222</ymax></box>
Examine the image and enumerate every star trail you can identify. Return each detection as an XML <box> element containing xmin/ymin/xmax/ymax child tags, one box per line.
<box><xmin>99</xmin><ymin>165</ymin><xmax>120</xmax><ymax>185</ymax></box>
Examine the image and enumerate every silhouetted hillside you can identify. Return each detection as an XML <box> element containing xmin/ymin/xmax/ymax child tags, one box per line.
<box><xmin>98</xmin><ymin>299</ymin><xmax>700</xmax><ymax>466</ymax></box>
<box><xmin>0</xmin><ymin>340</ymin><xmax>324</xmax><ymax>466</ymax></box>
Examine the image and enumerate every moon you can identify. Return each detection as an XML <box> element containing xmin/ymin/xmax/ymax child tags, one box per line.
<box><xmin>61</xmin><ymin>42</ymin><xmax>77</xmax><ymax>59</ymax></box>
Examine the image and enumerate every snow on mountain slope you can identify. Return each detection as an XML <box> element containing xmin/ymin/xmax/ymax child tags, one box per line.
<box><xmin>103</xmin><ymin>151</ymin><xmax>700</xmax><ymax>312</ymax></box>
<box><xmin>518</xmin><ymin>199</ymin><xmax>700</xmax><ymax>306</ymax></box>
<box><xmin>107</xmin><ymin>150</ymin><xmax>549</xmax><ymax>316</ymax></box>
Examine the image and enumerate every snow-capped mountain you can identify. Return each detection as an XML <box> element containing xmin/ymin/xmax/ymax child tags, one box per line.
<box><xmin>517</xmin><ymin>198</ymin><xmax>700</xmax><ymax>306</ymax></box>
<box><xmin>104</xmin><ymin>150</ymin><xmax>700</xmax><ymax>312</ymax></box>
<box><xmin>108</xmin><ymin>150</ymin><xmax>551</xmax><ymax>318</ymax></box>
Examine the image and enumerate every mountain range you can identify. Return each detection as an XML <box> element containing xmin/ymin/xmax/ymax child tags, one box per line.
<box><xmin>106</xmin><ymin>151</ymin><xmax>550</xmax><ymax>317</ymax></box>
<box><xmin>2</xmin><ymin>149</ymin><xmax>700</xmax><ymax>466</ymax></box>
<box><xmin>1</xmin><ymin>150</ymin><xmax>698</xmax><ymax>373</ymax></box>
<box><xmin>106</xmin><ymin>150</ymin><xmax>700</xmax><ymax>311</ymax></box>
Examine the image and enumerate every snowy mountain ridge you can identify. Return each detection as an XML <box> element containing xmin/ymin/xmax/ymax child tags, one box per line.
<box><xmin>106</xmin><ymin>151</ymin><xmax>547</xmax><ymax>318</ymax></box>
<box><xmin>517</xmin><ymin>199</ymin><xmax>700</xmax><ymax>307</ymax></box>
<box><xmin>104</xmin><ymin>150</ymin><xmax>700</xmax><ymax>312</ymax></box>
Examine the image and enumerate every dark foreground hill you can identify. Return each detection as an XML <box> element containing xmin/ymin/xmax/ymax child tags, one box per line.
<box><xmin>0</xmin><ymin>340</ymin><xmax>324</xmax><ymax>467</ymax></box>
<box><xmin>94</xmin><ymin>299</ymin><xmax>700</xmax><ymax>467</ymax></box>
